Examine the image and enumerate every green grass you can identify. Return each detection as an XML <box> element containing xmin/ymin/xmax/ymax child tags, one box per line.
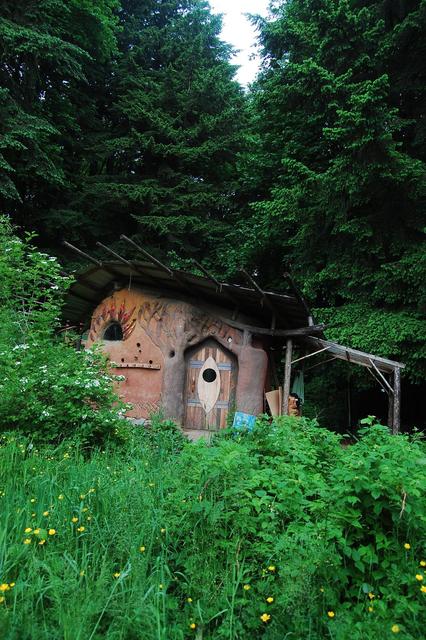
<box><xmin>0</xmin><ymin>418</ymin><xmax>425</xmax><ymax>639</ymax></box>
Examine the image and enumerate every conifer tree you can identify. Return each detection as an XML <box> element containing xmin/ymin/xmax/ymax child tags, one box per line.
<box><xmin>0</xmin><ymin>0</ymin><xmax>119</xmax><ymax>241</ymax></box>
<box><xmin>74</xmin><ymin>0</ymin><xmax>246</xmax><ymax>260</ymax></box>
<box><xmin>233</xmin><ymin>0</ymin><xmax>426</xmax><ymax>375</ymax></box>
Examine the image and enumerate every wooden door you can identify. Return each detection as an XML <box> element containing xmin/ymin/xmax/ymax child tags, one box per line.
<box><xmin>184</xmin><ymin>339</ymin><xmax>237</xmax><ymax>431</ymax></box>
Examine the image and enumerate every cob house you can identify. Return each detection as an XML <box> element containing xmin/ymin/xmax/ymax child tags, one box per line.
<box><xmin>63</xmin><ymin>237</ymin><xmax>405</xmax><ymax>439</ymax></box>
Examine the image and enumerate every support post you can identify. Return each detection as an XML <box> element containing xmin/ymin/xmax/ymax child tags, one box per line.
<box><xmin>387</xmin><ymin>371</ymin><xmax>394</xmax><ymax>431</ymax></box>
<box><xmin>392</xmin><ymin>368</ymin><xmax>401</xmax><ymax>434</ymax></box>
<box><xmin>282</xmin><ymin>339</ymin><xmax>293</xmax><ymax>416</ymax></box>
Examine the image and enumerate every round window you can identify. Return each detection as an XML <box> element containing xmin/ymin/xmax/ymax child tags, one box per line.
<box><xmin>202</xmin><ymin>368</ymin><xmax>217</xmax><ymax>383</ymax></box>
<box><xmin>103</xmin><ymin>322</ymin><xmax>123</xmax><ymax>341</ymax></box>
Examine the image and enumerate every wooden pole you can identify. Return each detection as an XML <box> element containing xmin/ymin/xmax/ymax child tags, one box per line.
<box><xmin>392</xmin><ymin>368</ymin><xmax>401</xmax><ymax>434</ymax></box>
<box><xmin>282</xmin><ymin>339</ymin><xmax>293</xmax><ymax>416</ymax></box>
<box><xmin>387</xmin><ymin>371</ymin><xmax>394</xmax><ymax>431</ymax></box>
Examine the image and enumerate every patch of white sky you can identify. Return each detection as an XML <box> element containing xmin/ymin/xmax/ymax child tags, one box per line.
<box><xmin>208</xmin><ymin>0</ymin><xmax>271</xmax><ymax>86</ymax></box>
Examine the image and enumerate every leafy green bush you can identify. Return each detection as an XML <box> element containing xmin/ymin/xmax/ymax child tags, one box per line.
<box><xmin>0</xmin><ymin>339</ymin><xmax>128</xmax><ymax>444</ymax></box>
<box><xmin>2</xmin><ymin>416</ymin><xmax>423</xmax><ymax>639</ymax></box>
<box><xmin>160</xmin><ymin>416</ymin><xmax>426</xmax><ymax>639</ymax></box>
<box><xmin>0</xmin><ymin>216</ymin><xmax>127</xmax><ymax>445</ymax></box>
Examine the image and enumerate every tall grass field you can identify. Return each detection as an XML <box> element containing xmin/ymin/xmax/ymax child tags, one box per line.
<box><xmin>0</xmin><ymin>417</ymin><xmax>425</xmax><ymax>639</ymax></box>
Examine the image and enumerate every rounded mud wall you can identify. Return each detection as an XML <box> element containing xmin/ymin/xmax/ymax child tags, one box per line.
<box><xmin>87</xmin><ymin>290</ymin><xmax>164</xmax><ymax>419</ymax></box>
<box><xmin>87</xmin><ymin>288</ymin><xmax>269</xmax><ymax>425</ymax></box>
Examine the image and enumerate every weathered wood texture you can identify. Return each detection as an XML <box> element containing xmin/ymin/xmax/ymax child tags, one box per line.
<box><xmin>198</xmin><ymin>356</ymin><xmax>221</xmax><ymax>414</ymax></box>
<box><xmin>218</xmin><ymin>317</ymin><xmax>325</xmax><ymax>337</ymax></box>
<box><xmin>184</xmin><ymin>339</ymin><xmax>237</xmax><ymax>431</ymax></box>
<box><xmin>388</xmin><ymin>373</ymin><xmax>395</xmax><ymax>431</ymax></box>
<box><xmin>393</xmin><ymin>367</ymin><xmax>401</xmax><ymax>434</ymax></box>
<box><xmin>282</xmin><ymin>339</ymin><xmax>293</xmax><ymax>416</ymax></box>
<box><xmin>305</xmin><ymin>337</ymin><xmax>405</xmax><ymax>373</ymax></box>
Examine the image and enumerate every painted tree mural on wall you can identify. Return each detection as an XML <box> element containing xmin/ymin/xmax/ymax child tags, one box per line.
<box><xmin>138</xmin><ymin>298</ymin><xmax>242</xmax><ymax>421</ymax></box>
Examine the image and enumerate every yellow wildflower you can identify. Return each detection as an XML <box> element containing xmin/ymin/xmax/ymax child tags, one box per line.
<box><xmin>38</xmin><ymin>539</ymin><xmax>46</xmax><ymax>545</ymax></box>
<box><xmin>160</xmin><ymin>528</ymin><xmax>166</xmax><ymax>533</ymax></box>
<box><xmin>24</xmin><ymin>527</ymin><xmax>32</xmax><ymax>533</ymax></box>
<box><xmin>368</xmin><ymin>592</ymin><xmax>375</xmax><ymax>600</ymax></box>
<box><xmin>87</xmin><ymin>516</ymin><xmax>92</xmax><ymax>521</ymax></box>
<box><xmin>420</xmin><ymin>585</ymin><xmax>426</xmax><ymax>593</ymax></box>
<box><xmin>80</xmin><ymin>570</ymin><xmax>85</xmax><ymax>576</ymax></box>
<box><xmin>320</xmin><ymin>587</ymin><xmax>324</xmax><ymax>592</ymax></box>
<box><xmin>31</xmin><ymin>513</ymin><xmax>36</xmax><ymax>517</ymax></box>
<box><xmin>189</xmin><ymin>623</ymin><xmax>196</xmax><ymax>629</ymax></box>
<box><xmin>415</xmin><ymin>574</ymin><xmax>423</xmax><ymax>581</ymax></box>
<box><xmin>113</xmin><ymin>572</ymin><xmax>121</xmax><ymax>578</ymax></box>
<box><xmin>327</xmin><ymin>611</ymin><xmax>335</xmax><ymax>618</ymax></box>
<box><xmin>420</xmin><ymin>560</ymin><xmax>426</xmax><ymax>567</ymax></box>
<box><xmin>243</xmin><ymin>584</ymin><xmax>251</xmax><ymax>591</ymax></box>
<box><xmin>267</xmin><ymin>565</ymin><xmax>276</xmax><ymax>572</ymax></box>
<box><xmin>77</xmin><ymin>526</ymin><xmax>85</xmax><ymax>532</ymax></box>
<box><xmin>139</xmin><ymin>546</ymin><xmax>146</xmax><ymax>553</ymax></box>
<box><xmin>48</xmin><ymin>529</ymin><xmax>56</xmax><ymax>536</ymax></box>
<box><xmin>266</xmin><ymin>597</ymin><xmax>274</xmax><ymax>603</ymax></box>
<box><xmin>30</xmin><ymin>498</ymin><xmax>36</xmax><ymax>503</ymax></box>
<box><xmin>260</xmin><ymin>613</ymin><xmax>271</xmax><ymax>623</ymax></box>
<box><xmin>187</xmin><ymin>597</ymin><xmax>193</xmax><ymax>603</ymax></box>
<box><xmin>159</xmin><ymin>584</ymin><xmax>163</xmax><ymax>590</ymax></box>
<box><xmin>82</xmin><ymin>507</ymin><xmax>88</xmax><ymax>512</ymax></box>
<box><xmin>43</xmin><ymin>511</ymin><xmax>49</xmax><ymax>516</ymax></box>
<box><xmin>58</xmin><ymin>494</ymin><xmax>64</xmax><ymax>500</ymax></box>
<box><xmin>63</xmin><ymin>453</ymin><xmax>70</xmax><ymax>459</ymax></box>
<box><xmin>9</xmin><ymin>583</ymin><xmax>15</xmax><ymax>588</ymax></box>
<box><xmin>391</xmin><ymin>625</ymin><xmax>400</xmax><ymax>633</ymax></box>
<box><xmin>71</xmin><ymin>517</ymin><xmax>78</xmax><ymax>523</ymax></box>
<box><xmin>89</xmin><ymin>488</ymin><xmax>96</xmax><ymax>493</ymax></box>
<box><xmin>404</xmin><ymin>543</ymin><xmax>411</xmax><ymax>550</ymax></box>
<box><xmin>80</xmin><ymin>494</ymin><xmax>85</xmax><ymax>500</ymax></box>
<box><xmin>0</xmin><ymin>584</ymin><xmax>10</xmax><ymax>592</ymax></box>
<box><xmin>368</xmin><ymin>606</ymin><xmax>373</xmax><ymax>612</ymax></box>
<box><xmin>24</xmin><ymin>538</ymin><xmax>31</xmax><ymax>545</ymax></box>
<box><xmin>34</xmin><ymin>528</ymin><xmax>40</xmax><ymax>535</ymax></box>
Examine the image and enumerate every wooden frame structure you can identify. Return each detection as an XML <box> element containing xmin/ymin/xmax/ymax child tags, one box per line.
<box><xmin>280</xmin><ymin>337</ymin><xmax>404</xmax><ymax>433</ymax></box>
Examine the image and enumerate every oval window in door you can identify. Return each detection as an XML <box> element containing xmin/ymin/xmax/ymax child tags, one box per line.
<box><xmin>198</xmin><ymin>356</ymin><xmax>221</xmax><ymax>414</ymax></box>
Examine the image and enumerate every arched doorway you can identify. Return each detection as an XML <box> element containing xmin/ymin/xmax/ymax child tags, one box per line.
<box><xmin>184</xmin><ymin>339</ymin><xmax>238</xmax><ymax>431</ymax></box>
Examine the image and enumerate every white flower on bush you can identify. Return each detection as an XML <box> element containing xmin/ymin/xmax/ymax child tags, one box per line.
<box><xmin>41</xmin><ymin>410</ymin><xmax>50</xmax><ymax>418</ymax></box>
<box><xmin>86</xmin><ymin>380</ymin><xmax>101</xmax><ymax>388</ymax></box>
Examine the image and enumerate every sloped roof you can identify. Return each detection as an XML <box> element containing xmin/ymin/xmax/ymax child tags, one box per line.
<box><xmin>304</xmin><ymin>337</ymin><xmax>405</xmax><ymax>373</ymax></box>
<box><xmin>62</xmin><ymin>260</ymin><xmax>313</xmax><ymax>331</ymax></box>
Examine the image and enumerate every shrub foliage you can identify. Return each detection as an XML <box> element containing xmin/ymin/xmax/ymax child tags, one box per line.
<box><xmin>0</xmin><ymin>217</ymin><xmax>126</xmax><ymax>444</ymax></box>
<box><xmin>0</xmin><ymin>417</ymin><xmax>424</xmax><ymax>638</ymax></box>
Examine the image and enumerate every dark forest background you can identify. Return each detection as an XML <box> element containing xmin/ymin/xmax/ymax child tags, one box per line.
<box><xmin>1</xmin><ymin>0</ymin><xmax>425</xmax><ymax>430</ymax></box>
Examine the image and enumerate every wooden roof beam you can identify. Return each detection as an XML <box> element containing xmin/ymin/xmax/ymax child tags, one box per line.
<box><xmin>120</xmin><ymin>235</ymin><xmax>174</xmax><ymax>276</ymax></box>
<box><xmin>120</xmin><ymin>234</ymin><xmax>198</xmax><ymax>296</ymax></box>
<box><xmin>219</xmin><ymin>317</ymin><xmax>325</xmax><ymax>337</ymax></box>
<box><xmin>63</xmin><ymin>241</ymin><xmax>128</xmax><ymax>283</ymax></box>
<box><xmin>192</xmin><ymin>260</ymin><xmax>240</xmax><ymax>318</ymax></box>
<box><xmin>284</xmin><ymin>272</ymin><xmax>314</xmax><ymax>326</ymax></box>
<box><xmin>305</xmin><ymin>337</ymin><xmax>405</xmax><ymax>372</ymax></box>
<box><xmin>192</xmin><ymin>259</ymin><xmax>223</xmax><ymax>289</ymax></box>
<box><xmin>96</xmin><ymin>242</ymin><xmax>157</xmax><ymax>285</ymax></box>
<box><xmin>240</xmin><ymin>268</ymin><xmax>278</xmax><ymax>330</ymax></box>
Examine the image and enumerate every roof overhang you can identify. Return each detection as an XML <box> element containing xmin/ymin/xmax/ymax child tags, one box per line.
<box><xmin>62</xmin><ymin>260</ymin><xmax>315</xmax><ymax>332</ymax></box>
<box><xmin>304</xmin><ymin>336</ymin><xmax>405</xmax><ymax>373</ymax></box>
